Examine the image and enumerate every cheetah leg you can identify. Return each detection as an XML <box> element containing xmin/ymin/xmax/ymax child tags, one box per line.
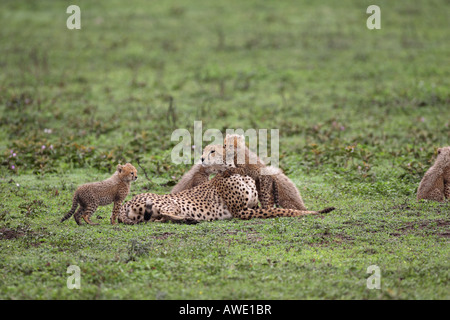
<box><xmin>73</xmin><ymin>207</ymin><xmax>85</xmax><ymax>225</ymax></box>
<box><xmin>159</xmin><ymin>212</ymin><xmax>199</xmax><ymax>224</ymax></box>
<box><xmin>157</xmin><ymin>204</ymin><xmax>198</xmax><ymax>224</ymax></box>
<box><xmin>82</xmin><ymin>203</ymin><xmax>99</xmax><ymax>225</ymax></box>
<box><xmin>234</xmin><ymin>207</ymin><xmax>335</xmax><ymax>220</ymax></box>
<box><xmin>425</xmin><ymin>188</ymin><xmax>445</xmax><ymax>202</ymax></box>
<box><xmin>261</xmin><ymin>179</ymin><xmax>276</xmax><ymax>209</ymax></box>
<box><xmin>443</xmin><ymin>182</ymin><xmax>450</xmax><ymax>200</ymax></box>
<box><xmin>258</xmin><ymin>176</ymin><xmax>274</xmax><ymax>209</ymax></box>
<box><xmin>272</xmin><ymin>178</ymin><xmax>280</xmax><ymax>208</ymax></box>
<box><xmin>110</xmin><ymin>201</ymin><xmax>122</xmax><ymax>225</ymax></box>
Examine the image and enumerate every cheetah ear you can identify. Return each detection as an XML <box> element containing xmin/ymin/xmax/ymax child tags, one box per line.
<box><xmin>117</xmin><ymin>164</ymin><xmax>123</xmax><ymax>173</ymax></box>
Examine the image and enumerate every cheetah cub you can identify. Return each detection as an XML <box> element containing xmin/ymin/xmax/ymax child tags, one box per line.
<box><xmin>171</xmin><ymin>163</ymin><xmax>226</xmax><ymax>194</ymax></box>
<box><xmin>202</xmin><ymin>140</ymin><xmax>281</xmax><ymax>209</ymax></box>
<box><xmin>417</xmin><ymin>147</ymin><xmax>450</xmax><ymax>202</ymax></box>
<box><xmin>61</xmin><ymin>163</ymin><xmax>138</xmax><ymax>225</ymax></box>
<box><xmin>222</xmin><ymin>134</ymin><xmax>307</xmax><ymax>210</ymax></box>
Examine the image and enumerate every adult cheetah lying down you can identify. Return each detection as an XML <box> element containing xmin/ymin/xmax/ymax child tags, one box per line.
<box><xmin>118</xmin><ymin>168</ymin><xmax>335</xmax><ymax>224</ymax></box>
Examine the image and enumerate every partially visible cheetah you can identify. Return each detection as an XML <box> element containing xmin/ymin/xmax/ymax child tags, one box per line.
<box><xmin>118</xmin><ymin>168</ymin><xmax>335</xmax><ymax>224</ymax></box>
<box><xmin>170</xmin><ymin>163</ymin><xmax>225</xmax><ymax>194</ymax></box>
<box><xmin>61</xmin><ymin>163</ymin><xmax>138</xmax><ymax>225</ymax></box>
<box><xmin>417</xmin><ymin>147</ymin><xmax>450</xmax><ymax>202</ymax></box>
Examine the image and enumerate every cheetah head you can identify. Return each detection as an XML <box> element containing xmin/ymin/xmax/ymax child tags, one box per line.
<box><xmin>223</xmin><ymin>133</ymin><xmax>260</xmax><ymax>165</ymax></box>
<box><xmin>201</xmin><ymin>144</ymin><xmax>235</xmax><ymax>169</ymax></box>
<box><xmin>223</xmin><ymin>134</ymin><xmax>246</xmax><ymax>150</ymax></box>
<box><xmin>436</xmin><ymin>146</ymin><xmax>450</xmax><ymax>167</ymax></box>
<box><xmin>117</xmin><ymin>163</ymin><xmax>138</xmax><ymax>182</ymax></box>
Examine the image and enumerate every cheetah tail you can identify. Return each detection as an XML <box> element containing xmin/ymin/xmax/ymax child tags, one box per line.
<box><xmin>61</xmin><ymin>194</ymin><xmax>79</xmax><ymax>223</ymax></box>
<box><xmin>318</xmin><ymin>207</ymin><xmax>335</xmax><ymax>214</ymax></box>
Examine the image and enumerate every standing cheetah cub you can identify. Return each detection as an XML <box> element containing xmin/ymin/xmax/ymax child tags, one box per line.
<box><xmin>417</xmin><ymin>147</ymin><xmax>450</xmax><ymax>202</ymax></box>
<box><xmin>61</xmin><ymin>163</ymin><xmax>138</xmax><ymax>225</ymax></box>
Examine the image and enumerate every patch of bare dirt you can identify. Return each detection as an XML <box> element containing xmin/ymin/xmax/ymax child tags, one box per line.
<box><xmin>0</xmin><ymin>227</ymin><xmax>26</xmax><ymax>240</ymax></box>
<box><xmin>308</xmin><ymin>233</ymin><xmax>355</xmax><ymax>247</ymax></box>
<box><xmin>153</xmin><ymin>232</ymin><xmax>175</xmax><ymax>240</ymax></box>
<box><xmin>391</xmin><ymin>219</ymin><xmax>450</xmax><ymax>238</ymax></box>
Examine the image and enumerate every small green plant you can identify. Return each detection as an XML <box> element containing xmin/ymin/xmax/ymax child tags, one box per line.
<box><xmin>126</xmin><ymin>239</ymin><xmax>151</xmax><ymax>262</ymax></box>
<box><xmin>18</xmin><ymin>200</ymin><xmax>45</xmax><ymax>218</ymax></box>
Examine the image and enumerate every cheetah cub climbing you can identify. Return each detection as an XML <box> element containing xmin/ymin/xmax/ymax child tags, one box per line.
<box><xmin>417</xmin><ymin>147</ymin><xmax>450</xmax><ymax>202</ymax></box>
<box><xmin>61</xmin><ymin>163</ymin><xmax>138</xmax><ymax>225</ymax></box>
<box><xmin>222</xmin><ymin>134</ymin><xmax>307</xmax><ymax>210</ymax></box>
<box><xmin>201</xmin><ymin>137</ymin><xmax>281</xmax><ymax>209</ymax></box>
<box><xmin>200</xmin><ymin>134</ymin><xmax>307</xmax><ymax>210</ymax></box>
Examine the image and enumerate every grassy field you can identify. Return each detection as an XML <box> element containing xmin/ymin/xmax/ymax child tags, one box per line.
<box><xmin>0</xmin><ymin>0</ymin><xmax>449</xmax><ymax>300</ymax></box>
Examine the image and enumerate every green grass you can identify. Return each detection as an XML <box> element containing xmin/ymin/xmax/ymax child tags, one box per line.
<box><xmin>0</xmin><ymin>0</ymin><xmax>449</xmax><ymax>299</ymax></box>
